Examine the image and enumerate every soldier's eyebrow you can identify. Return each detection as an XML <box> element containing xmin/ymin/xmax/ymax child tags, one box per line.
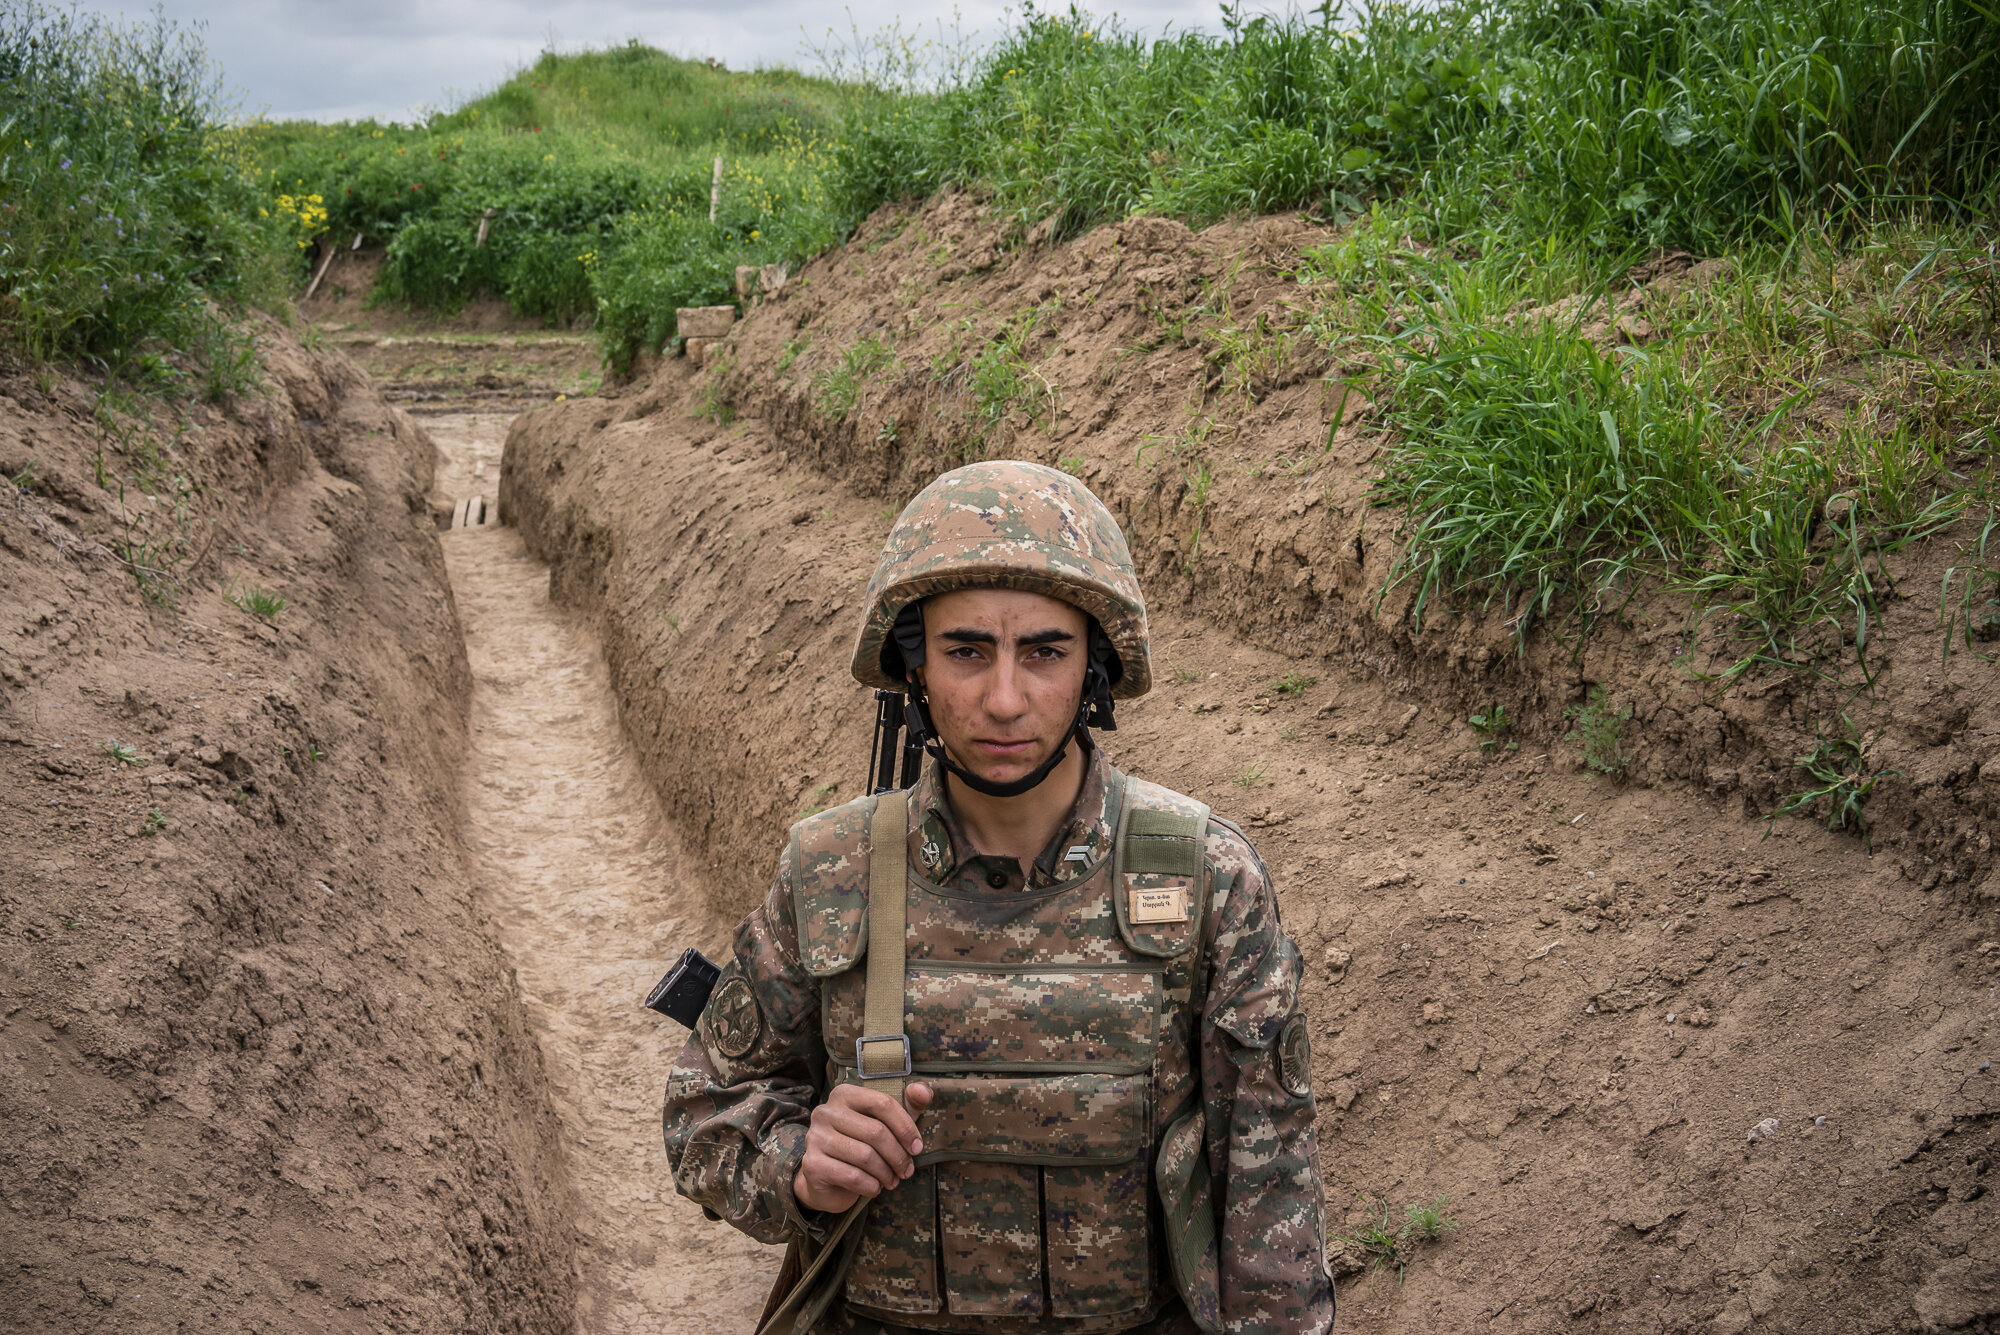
<box><xmin>936</xmin><ymin>627</ymin><xmax>1076</xmax><ymax>646</ymax></box>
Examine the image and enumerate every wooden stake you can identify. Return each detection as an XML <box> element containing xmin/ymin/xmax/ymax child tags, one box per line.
<box><xmin>710</xmin><ymin>155</ymin><xmax>723</xmax><ymax>223</ymax></box>
<box><xmin>303</xmin><ymin>241</ymin><xmax>339</xmax><ymax>302</ymax></box>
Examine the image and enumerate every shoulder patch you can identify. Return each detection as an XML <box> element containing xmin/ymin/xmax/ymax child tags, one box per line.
<box><xmin>1276</xmin><ymin>1012</ymin><xmax>1313</xmax><ymax>1099</ymax></box>
<box><xmin>705</xmin><ymin>974</ymin><xmax>763</xmax><ymax>1059</ymax></box>
<box><xmin>789</xmin><ymin>794</ymin><xmax>880</xmax><ymax>977</ymax></box>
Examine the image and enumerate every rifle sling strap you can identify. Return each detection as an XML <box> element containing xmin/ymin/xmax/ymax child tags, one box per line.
<box><xmin>858</xmin><ymin>789</ymin><xmax>910</xmax><ymax>1095</ymax></box>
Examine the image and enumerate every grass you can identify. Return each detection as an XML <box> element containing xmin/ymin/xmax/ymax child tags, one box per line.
<box><xmin>142</xmin><ymin>806</ymin><xmax>165</xmax><ymax>834</ymax></box>
<box><xmin>795</xmin><ymin>780</ymin><xmax>838</xmax><ymax>819</ymax></box>
<box><xmin>695</xmin><ymin>355</ymin><xmax>737</xmax><ymax>424</ymax></box>
<box><xmin>1939</xmin><ymin>510</ymin><xmax>2000</xmax><ymax>665</ymax></box>
<box><xmin>1767</xmin><ymin>718</ymin><xmax>1900</xmax><ymax>844</ymax></box>
<box><xmin>1273</xmin><ymin>673</ymin><xmax>1317</xmax><ymax>696</ymax></box>
<box><xmin>1353</xmin><ymin>229</ymin><xmax>1997</xmax><ymax>688</ymax></box>
<box><xmin>813</xmin><ymin>332</ymin><xmax>894</xmax><ymax>417</ymax></box>
<box><xmin>1338</xmin><ymin>1195</ymin><xmax>1458</xmax><ymax>1281</ymax></box>
<box><xmin>1468</xmin><ymin>704</ymin><xmax>1512</xmax><ymax>751</ymax></box>
<box><xmin>1234</xmin><ymin>762</ymin><xmax>1267</xmax><ymax>787</ymax></box>
<box><xmin>1564</xmin><ymin>686</ymin><xmax>1631</xmax><ymax>777</ymax></box>
<box><xmin>245</xmin><ymin>43</ymin><xmax>868</xmax><ymax>371</ymax></box>
<box><xmin>833</xmin><ymin>1</ymin><xmax>1997</xmax><ymax>249</ymax></box>
<box><xmin>228</xmin><ymin>582</ymin><xmax>287</xmax><ymax>622</ymax></box>
<box><xmin>968</xmin><ymin>303</ymin><xmax>1059</xmax><ymax>434</ymax></box>
<box><xmin>101</xmin><ymin>738</ymin><xmax>145</xmax><ymax>765</ymax></box>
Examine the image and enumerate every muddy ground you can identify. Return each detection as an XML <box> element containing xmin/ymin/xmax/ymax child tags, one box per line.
<box><xmin>502</xmin><ymin>193</ymin><xmax>2000</xmax><ymax>1333</ymax></box>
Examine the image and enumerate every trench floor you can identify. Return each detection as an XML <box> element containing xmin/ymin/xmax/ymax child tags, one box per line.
<box><xmin>431</xmin><ymin>411</ymin><xmax>777</xmax><ymax>1334</ymax></box>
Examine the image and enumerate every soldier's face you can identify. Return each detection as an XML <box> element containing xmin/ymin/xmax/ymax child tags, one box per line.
<box><xmin>912</xmin><ymin>588</ymin><xmax>1090</xmax><ymax>786</ymax></box>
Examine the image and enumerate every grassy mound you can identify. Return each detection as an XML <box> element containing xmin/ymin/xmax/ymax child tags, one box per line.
<box><xmin>249</xmin><ymin>46</ymin><xmax>861</xmax><ymax>366</ymax></box>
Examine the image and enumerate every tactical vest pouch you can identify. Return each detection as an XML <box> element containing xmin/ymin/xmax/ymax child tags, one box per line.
<box><xmin>1154</xmin><ymin>1108</ymin><xmax>1222</xmax><ymax>1334</ymax></box>
<box><xmin>840</xmin><ymin>1071</ymin><xmax>1154</xmax><ymax>1318</ymax></box>
<box><xmin>789</xmin><ymin>771</ymin><xmax>1214</xmax><ymax>1332</ymax></box>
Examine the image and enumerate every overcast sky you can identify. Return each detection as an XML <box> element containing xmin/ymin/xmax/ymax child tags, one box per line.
<box><xmin>78</xmin><ymin>1</ymin><xmax>1261</xmax><ymax>122</ymax></box>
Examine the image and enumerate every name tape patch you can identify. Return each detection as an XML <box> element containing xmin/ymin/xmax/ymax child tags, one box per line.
<box><xmin>1129</xmin><ymin>886</ymin><xmax>1190</xmax><ymax>924</ymax></box>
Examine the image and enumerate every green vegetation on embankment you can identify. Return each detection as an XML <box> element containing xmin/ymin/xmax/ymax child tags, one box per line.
<box><xmin>0</xmin><ymin>1</ymin><xmax>303</xmax><ymax>386</ymax></box>
<box><xmin>9</xmin><ymin>0</ymin><xmax>1998</xmax><ymax>707</ymax></box>
<box><xmin>247</xmin><ymin>46</ymin><xmax>863</xmax><ymax>363</ymax></box>
<box><xmin>819</xmin><ymin>0</ymin><xmax>1999</xmax><ymax>692</ymax></box>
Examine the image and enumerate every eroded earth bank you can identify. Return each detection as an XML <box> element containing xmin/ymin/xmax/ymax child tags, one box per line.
<box><xmin>0</xmin><ymin>326</ymin><xmax>577</xmax><ymax>1331</ymax></box>
<box><xmin>5</xmin><ymin>192</ymin><xmax>1999</xmax><ymax>1335</ymax></box>
<box><xmin>501</xmin><ymin>195</ymin><xmax>2000</xmax><ymax>1334</ymax></box>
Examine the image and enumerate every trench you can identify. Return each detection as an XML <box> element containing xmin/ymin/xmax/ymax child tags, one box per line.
<box><xmin>427</xmin><ymin>410</ymin><xmax>779</xmax><ymax>1334</ymax></box>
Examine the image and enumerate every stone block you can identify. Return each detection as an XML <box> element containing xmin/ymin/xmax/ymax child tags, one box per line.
<box><xmin>759</xmin><ymin>263</ymin><xmax>790</xmax><ymax>296</ymax></box>
<box><xmin>685</xmin><ymin>336</ymin><xmax>719</xmax><ymax>368</ymax></box>
<box><xmin>677</xmin><ymin>305</ymin><xmax>736</xmax><ymax>340</ymax></box>
<box><xmin>735</xmin><ymin>265</ymin><xmax>758</xmax><ymax>299</ymax></box>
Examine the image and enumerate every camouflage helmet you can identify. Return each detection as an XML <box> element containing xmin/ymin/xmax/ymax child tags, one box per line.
<box><xmin>851</xmin><ymin>460</ymin><xmax>1152</xmax><ymax>699</ymax></box>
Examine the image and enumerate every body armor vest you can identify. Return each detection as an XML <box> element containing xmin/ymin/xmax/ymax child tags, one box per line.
<box><xmin>789</xmin><ymin>769</ymin><xmax>1223</xmax><ymax>1334</ymax></box>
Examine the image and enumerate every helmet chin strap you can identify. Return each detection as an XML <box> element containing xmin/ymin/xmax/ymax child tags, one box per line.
<box><xmin>902</xmin><ymin>685</ymin><xmax>1092</xmax><ymax>799</ymax></box>
<box><xmin>889</xmin><ymin>599</ymin><xmax>1120</xmax><ymax>800</ymax></box>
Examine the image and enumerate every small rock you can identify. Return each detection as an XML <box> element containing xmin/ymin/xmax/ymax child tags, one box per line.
<box><xmin>1421</xmin><ymin>999</ymin><xmax>1449</xmax><ymax>1025</ymax></box>
<box><xmin>676</xmin><ymin>304</ymin><xmax>736</xmax><ymax>339</ymax></box>
<box><xmin>1327</xmin><ymin>1079</ymin><xmax>1358</xmax><ymax>1111</ymax></box>
<box><xmin>1323</xmin><ymin>945</ymin><xmax>1351</xmax><ymax>982</ymax></box>
<box><xmin>1746</xmin><ymin>1117</ymin><xmax>1780</xmax><ymax>1143</ymax></box>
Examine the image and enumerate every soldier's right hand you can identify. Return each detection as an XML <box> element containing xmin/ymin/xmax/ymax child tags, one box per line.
<box><xmin>793</xmin><ymin>1081</ymin><xmax>933</xmax><ymax>1213</ymax></box>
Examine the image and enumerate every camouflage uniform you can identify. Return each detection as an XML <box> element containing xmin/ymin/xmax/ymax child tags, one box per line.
<box><xmin>663</xmin><ymin>463</ymin><xmax>1333</xmax><ymax>1335</ymax></box>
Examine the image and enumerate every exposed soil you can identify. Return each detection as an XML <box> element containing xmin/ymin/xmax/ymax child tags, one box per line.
<box><xmin>304</xmin><ymin>248</ymin><xmax>604</xmax><ymax>422</ymax></box>
<box><xmin>0</xmin><ymin>326</ymin><xmax>576</xmax><ymax>1331</ymax></box>
<box><xmin>5</xmin><ymin>190</ymin><xmax>1997</xmax><ymax>1335</ymax></box>
<box><xmin>438</xmin><ymin>416</ymin><xmax>780</xmax><ymax>1332</ymax></box>
<box><xmin>500</xmin><ymin>192</ymin><xmax>2000</xmax><ymax>1333</ymax></box>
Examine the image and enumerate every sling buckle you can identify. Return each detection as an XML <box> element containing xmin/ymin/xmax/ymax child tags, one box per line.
<box><xmin>855</xmin><ymin>1034</ymin><xmax>913</xmax><ymax>1078</ymax></box>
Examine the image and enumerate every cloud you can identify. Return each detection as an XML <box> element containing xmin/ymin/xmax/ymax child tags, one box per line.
<box><xmin>75</xmin><ymin>0</ymin><xmax>1252</xmax><ymax>121</ymax></box>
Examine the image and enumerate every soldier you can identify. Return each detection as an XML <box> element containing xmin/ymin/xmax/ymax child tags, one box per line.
<box><xmin>664</xmin><ymin>460</ymin><xmax>1334</xmax><ymax>1335</ymax></box>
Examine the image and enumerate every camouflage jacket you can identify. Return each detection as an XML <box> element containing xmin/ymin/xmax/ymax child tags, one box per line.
<box><xmin>663</xmin><ymin>748</ymin><xmax>1333</xmax><ymax>1335</ymax></box>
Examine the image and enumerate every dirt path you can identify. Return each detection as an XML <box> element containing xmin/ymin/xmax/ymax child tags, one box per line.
<box><xmin>430</xmin><ymin>411</ymin><xmax>778</xmax><ymax>1334</ymax></box>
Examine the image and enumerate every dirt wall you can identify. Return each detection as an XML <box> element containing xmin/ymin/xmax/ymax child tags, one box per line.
<box><xmin>500</xmin><ymin>195</ymin><xmax>2000</xmax><ymax>1332</ymax></box>
<box><xmin>0</xmin><ymin>325</ymin><xmax>576</xmax><ymax>1332</ymax></box>
<box><xmin>703</xmin><ymin>193</ymin><xmax>1997</xmax><ymax>909</ymax></box>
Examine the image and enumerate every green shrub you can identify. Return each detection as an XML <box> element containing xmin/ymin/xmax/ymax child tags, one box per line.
<box><xmin>251</xmin><ymin>43</ymin><xmax>861</xmax><ymax>356</ymax></box>
<box><xmin>0</xmin><ymin>1</ymin><xmax>291</xmax><ymax>371</ymax></box>
<box><xmin>589</xmin><ymin>207</ymin><xmax>737</xmax><ymax>366</ymax></box>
